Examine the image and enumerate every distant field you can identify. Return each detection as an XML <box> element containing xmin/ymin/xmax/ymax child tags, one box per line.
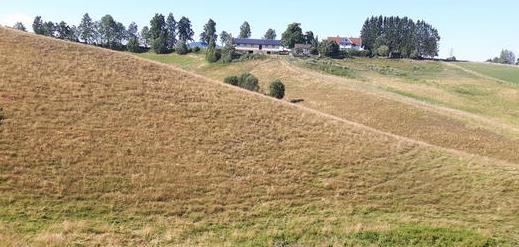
<box><xmin>457</xmin><ymin>62</ymin><xmax>519</xmax><ymax>84</ymax></box>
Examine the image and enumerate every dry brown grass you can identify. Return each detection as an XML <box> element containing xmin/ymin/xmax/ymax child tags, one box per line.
<box><xmin>1</xmin><ymin>28</ymin><xmax>519</xmax><ymax>245</ymax></box>
<box><xmin>169</xmin><ymin>56</ymin><xmax>519</xmax><ymax>164</ymax></box>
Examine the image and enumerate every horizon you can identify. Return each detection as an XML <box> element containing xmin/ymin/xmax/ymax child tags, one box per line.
<box><xmin>1</xmin><ymin>0</ymin><xmax>518</xmax><ymax>61</ymax></box>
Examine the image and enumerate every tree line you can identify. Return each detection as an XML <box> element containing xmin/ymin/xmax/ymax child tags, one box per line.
<box><xmin>31</xmin><ymin>13</ymin><xmax>197</xmax><ymax>54</ymax></box>
<box><xmin>361</xmin><ymin>16</ymin><xmax>440</xmax><ymax>58</ymax></box>
<box><xmin>487</xmin><ymin>50</ymin><xmax>518</xmax><ymax>65</ymax></box>
<box><xmin>26</xmin><ymin>13</ymin><xmax>443</xmax><ymax>61</ymax></box>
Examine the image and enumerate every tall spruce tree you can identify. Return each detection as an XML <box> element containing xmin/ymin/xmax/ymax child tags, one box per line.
<box><xmin>32</xmin><ymin>16</ymin><xmax>44</xmax><ymax>34</ymax></box>
<box><xmin>78</xmin><ymin>13</ymin><xmax>96</xmax><ymax>44</ymax></box>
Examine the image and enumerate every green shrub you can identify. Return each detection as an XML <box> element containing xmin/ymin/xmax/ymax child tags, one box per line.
<box><xmin>377</xmin><ymin>45</ymin><xmax>390</xmax><ymax>57</ymax></box>
<box><xmin>175</xmin><ymin>41</ymin><xmax>189</xmax><ymax>55</ymax></box>
<box><xmin>238</xmin><ymin>73</ymin><xmax>259</xmax><ymax>92</ymax></box>
<box><xmin>205</xmin><ymin>47</ymin><xmax>221</xmax><ymax>63</ymax></box>
<box><xmin>238</xmin><ymin>53</ymin><xmax>267</xmax><ymax>61</ymax></box>
<box><xmin>344</xmin><ymin>49</ymin><xmax>370</xmax><ymax>58</ymax></box>
<box><xmin>319</xmin><ymin>40</ymin><xmax>340</xmax><ymax>58</ymax></box>
<box><xmin>224</xmin><ymin>76</ymin><xmax>239</xmax><ymax>86</ymax></box>
<box><xmin>269</xmin><ymin>80</ymin><xmax>285</xmax><ymax>99</ymax></box>
<box><xmin>193</xmin><ymin>46</ymin><xmax>201</xmax><ymax>53</ymax></box>
<box><xmin>224</xmin><ymin>73</ymin><xmax>260</xmax><ymax>92</ymax></box>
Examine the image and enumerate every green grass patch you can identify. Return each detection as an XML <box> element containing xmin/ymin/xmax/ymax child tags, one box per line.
<box><xmin>348</xmin><ymin>225</ymin><xmax>501</xmax><ymax>247</ymax></box>
<box><xmin>136</xmin><ymin>52</ymin><xmax>199</xmax><ymax>68</ymax></box>
<box><xmin>458</xmin><ymin>62</ymin><xmax>519</xmax><ymax>84</ymax></box>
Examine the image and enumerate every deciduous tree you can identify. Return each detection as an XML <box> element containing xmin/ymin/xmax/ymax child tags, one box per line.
<box><xmin>281</xmin><ymin>23</ymin><xmax>304</xmax><ymax>48</ymax></box>
<box><xmin>177</xmin><ymin>17</ymin><xmax>194</xmax><ymax>42</ymax></box>
<box><xmin>220</xmin><ymin>31</ymin><xmax>232</xmax><ymax>46</ymax></box>
<box><xmin>166</xmin><ymin>13</ymin><xmax>177</xmax><ymax>48</ymax></box>
<box><xmin>239</xmin><ymin>21</ymin><xmax>251</xmax><ymax>38</ymax></box>
<box><xmin>263</xmin><ymin>28</ymin><xmax>276</xmax><ymax>40</ymax></box>
<box><xmin>200</xmin><ymin>19</ymin><xmax>217</xmax><ymax>44</ymax></box>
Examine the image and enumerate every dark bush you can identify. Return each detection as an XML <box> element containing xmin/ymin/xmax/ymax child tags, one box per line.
<box><xmin>224</xmin><ymin>73</ymin><xmax>260</xmax><ymax>92</ymax></box>
<box><xmin>269</xmin><ymin>80</ymin><xmax>285</xmax><ymax>99</ymax></box>
<box><xmin>224</xmin><ymin>76</ymin><xmax>239</xmax><ymax>86</ymax></box>
<box><xmin>238</xmin><ymin>73</ymin><xmax>259</xmax><ymax>92</ymax></box>
<box><xmin>193</xmin><ymin>46</ymin><xmax>201</xmax><ymax>53</ymax></box>
<box><xmin>176</xmin><ymin>41</ymin><xmax>189</xmax><ymax>55</ymax></box>
<box><xmin>343</xmin><ymin>49</ymin><xmax>370</xmax><ymax>58</ymax></box>
<box><xmin>206</xmin><ymin>47</ymin><xmax>221</xmax><ymax>63</ymax></box>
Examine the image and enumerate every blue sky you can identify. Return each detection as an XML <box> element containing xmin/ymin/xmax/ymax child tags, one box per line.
<box><xmin>1</xmin><ymin>0</ymin><xmax>517</xmax><ymax>61</ymax></box>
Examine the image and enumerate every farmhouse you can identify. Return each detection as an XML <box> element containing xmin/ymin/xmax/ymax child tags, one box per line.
<box><xmin>327</xmin><ymin>36</ymin><xmax>363</xmax><ymax>50</ymax></box>
<box><xmin>233</xmin><ymin>38</ymin><xmax>286</xmax><ymax>54</ymax></box>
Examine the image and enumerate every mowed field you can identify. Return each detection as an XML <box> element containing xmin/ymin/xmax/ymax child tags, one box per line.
<box><xmin>456</xmin><ymin>62</ymin><xmax>519</xmax><ymax>85</ymax></box>
<box><xmin>1</xmin><ymin>28</ymin><xmax>519</xmax><ymax>246</ymax></box>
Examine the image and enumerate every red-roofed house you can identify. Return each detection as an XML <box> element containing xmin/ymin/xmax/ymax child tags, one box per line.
<box><xmin>327</xmin><ymin>36</ymin><xmax>363</xmax><ymax>51</ymax></box>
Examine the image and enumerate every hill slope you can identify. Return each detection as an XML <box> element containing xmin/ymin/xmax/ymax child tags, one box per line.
<box><xmin>139</xmin><ymin>53</ymin><xmax>519</xmax><ymax>164</ymax></box>
<box><xmin>1</xmin><ymin>28</ymin><xmax>519</xmax><ymax>246</ymax></box>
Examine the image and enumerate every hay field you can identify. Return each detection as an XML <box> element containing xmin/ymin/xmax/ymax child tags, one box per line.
<box><xmin>1</xmin><ymin>28</ymin><xmax>519</xmax><ymax>246</ymax></box>
<box><xmin>140</xmin><ymin>53</ymin><xmax>519</xmax><ymax>164</ymax></box>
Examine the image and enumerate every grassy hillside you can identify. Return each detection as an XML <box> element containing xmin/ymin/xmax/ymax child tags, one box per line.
<box><xmin>456</xmin><ymin>62</ymin><xmax>519</xmax><ymax>85</ymax></box>
<box><xmin>138</xmin><ymin>53</ymin><xmax>519</xmax><ymax>165</ymax></box>
<box><xmin>1</xmin><ymin>28</ymin><xmax>519</xmax><ymax>246</ymax></box>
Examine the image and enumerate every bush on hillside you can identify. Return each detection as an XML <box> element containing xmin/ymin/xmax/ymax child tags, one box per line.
<box><xmin>221</xmin><ymin>43</ymin><xmax>236</xmax><ymax>64</ymax></box>
<box><xmin>176</xmin><ymin>41</ymin><xmax>189</xmax><ymax>55</ymax></box>
<box><xmin>269</xmin><ymin>80</ymin><xmax>285</xmax><ymax>99</ymax></box>
<box><xmin>238</xmin><ymin>73</ymin><xmax>259</xmax><ymax>92</ymax></box>
<box><xmin>223</xmin><ymin>73</ymin><xmax>261</xmax><ymax>92</ymax></box>
<box><xmin>193</xmin><ymin>46</ymin><xmax>201</xmax><ymax>53</ymax></box>
<box><xmin>206</xmin><ymin>47</ymin><xmax>221</xmax><ymax>63</ymax></box>
<box><xmin>224</xmin><ymin>75</ymin><xmax>239</xmax><ymax>86</ymax></box>
<box><xmin>377</xmin><ymin>45</ymin><xmax>390</xmax><ymax>57</ymax></box>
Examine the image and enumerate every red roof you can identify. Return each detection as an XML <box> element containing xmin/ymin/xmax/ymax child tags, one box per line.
<box><xmin>327</xmin><ymin>36</ymin><xmax>363</xmax><ymax>47</ymax></box>
<box><xmin>349</xmin><ymin>38</ymin><xmax>362</xmax><ymax>47</ymax></box>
